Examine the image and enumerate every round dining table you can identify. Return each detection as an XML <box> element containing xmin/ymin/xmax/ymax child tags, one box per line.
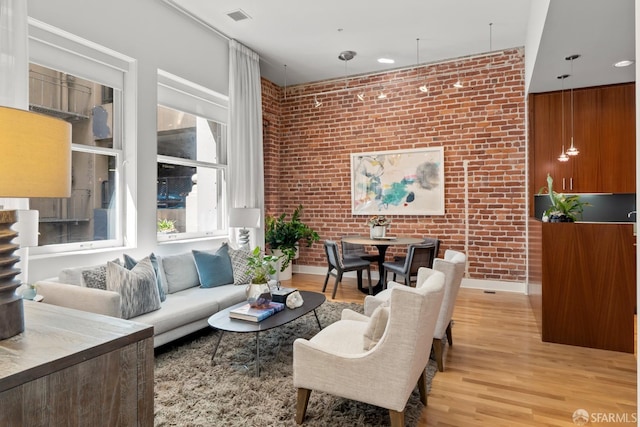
<box><xmin>341</xmin><ymin>235</ymin><xmax>424</xmax><ymax>293</ymax></box>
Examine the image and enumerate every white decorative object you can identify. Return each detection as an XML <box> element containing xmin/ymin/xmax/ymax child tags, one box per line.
<box><xmin>286</xmin><ymin>290</ymin><xmax>304</xmax><ymax>309</ymax></box>
<box><xmin>370</xmin><ymin>226</ymin><xmax>386</xmax><ymax>239</ymax></box>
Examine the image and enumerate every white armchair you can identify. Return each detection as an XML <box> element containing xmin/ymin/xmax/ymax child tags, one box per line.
<box><xmin>431</xmin><ymin>250</ymin><xmax>465</xmax><ymax>371</ymax></box>
<box><xmin>365</xmin><ymin>250</ymin><xmax>466</xmax><ymax>372</ymax></box>
<box><xmin>293</xmin><ymin>271</ymin><xmax>445</xmax><ymax>426</ymax></box>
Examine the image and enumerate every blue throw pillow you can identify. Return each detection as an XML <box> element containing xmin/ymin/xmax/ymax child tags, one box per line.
<box><xmin>193</xmin><ymin>245</ymin><xmax>234</xmax><ymax>288</ymax></box>
<box><xmin>123</xmin><ymin>253</ymin><xmax>166</xmax><ymax>302</ymax></box>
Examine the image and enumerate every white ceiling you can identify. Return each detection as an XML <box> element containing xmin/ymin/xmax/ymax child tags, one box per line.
<box><xmin>165</xmin><ymin>0</ymin><xmax>635</xmax><ymax>93</ymax></box>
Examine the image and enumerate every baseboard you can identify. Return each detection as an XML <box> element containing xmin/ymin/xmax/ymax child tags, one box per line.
<box><xmin>293</xmin><ymin>265</ymin><xmax>526</xmax><ymax>294</ymax></box>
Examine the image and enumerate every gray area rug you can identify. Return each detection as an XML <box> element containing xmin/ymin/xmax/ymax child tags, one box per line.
<box><xmin>154</xmin><ymin>301</ymin><xmax>437</xmax><ymax>426</ymax></box>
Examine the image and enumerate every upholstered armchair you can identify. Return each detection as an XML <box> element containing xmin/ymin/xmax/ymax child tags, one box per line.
<box><xmin>293</xmin><ymin>271</ymin><xmax>445</xmax><ymax>427</ymax></box>
<box><xmin>365</xmin><ymin>251</ymin><xmax>466</xmax><ymax>372</ymax></box>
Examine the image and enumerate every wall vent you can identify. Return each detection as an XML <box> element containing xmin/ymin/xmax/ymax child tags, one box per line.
<box><xmin>227</xmin><ymin>9</ymin><xmax>251</xmax><ymax>22</ymax></box>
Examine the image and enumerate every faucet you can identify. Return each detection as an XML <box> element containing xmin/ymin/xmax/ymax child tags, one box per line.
<box><xmin>628</xmin><ymin>210</ymin><xmax>636</xmax><ymax>219</ymax></box>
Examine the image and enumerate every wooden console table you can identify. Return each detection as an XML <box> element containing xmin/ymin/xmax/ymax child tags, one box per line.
<box><xmin>0</xmin><ymin>301</ymin><xmax>154</xmax><ymax>426</ymax></box>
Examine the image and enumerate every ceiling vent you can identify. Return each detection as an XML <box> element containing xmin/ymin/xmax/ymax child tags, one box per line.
<box><xmin>227</xmin><ymin>9</ymin><xmax>251</xmax><ymax>22</ymax></box>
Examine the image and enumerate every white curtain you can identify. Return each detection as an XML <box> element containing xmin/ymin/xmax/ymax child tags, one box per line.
<box><xmin>0</xmin><ymin>0</ymin><xmax>27</xmax><ymax>109</ymax></box>
<box><xmin>228</xmin><ymin>39</ymin><xmax>265</xmax><ymax>249</ymax></box>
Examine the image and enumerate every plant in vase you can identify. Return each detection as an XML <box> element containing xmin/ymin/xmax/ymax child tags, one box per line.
<box><xmin>539</xmin><ymin>174</ymin><xmax>589</xmax><ymax>222</ymax></box>
<box><xmin>265</xmin><ymin>205</ymin><xmax>320</xmax><ymax>278</ymax></box>
<box><xmin>245</xmin><ymin>247</ymin><xmax>280</xmax><ymax>308</ymax></box>
<box><xmin>367</xmin><ymin>215</ymin><xmax>391</xmax><ymax>238</ymax></box>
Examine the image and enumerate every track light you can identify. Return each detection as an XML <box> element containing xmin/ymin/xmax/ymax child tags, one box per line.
<box><xmin>357</xmin><ymin>93</ymin><xmax>365</xmax><ymax>101</ymax></box>
<box><xmin>314</xmin><ymin>96</ymin><xmax>322</xmax><ymax>108</ymax></box>
<box><xmin>377</xmin><ymin>91</ymin><xmax>387</xmax><ymax>100</ymax></box>
<box><xmin>453</xmin><ymin>80</ymin><xmax>463</xmax><ymax>89</ymax></box>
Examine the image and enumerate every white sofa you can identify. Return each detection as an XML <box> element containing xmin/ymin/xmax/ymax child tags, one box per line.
<box><xmin>34</xmin><ymin>250</ymin><xmax>247</xmax><ymax>348</ymax></box>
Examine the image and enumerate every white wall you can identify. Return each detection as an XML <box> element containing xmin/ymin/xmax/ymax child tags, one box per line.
<box><xmin>27</xmin><ymin>0</ymin><xmax>230</xmax><ymax>281</ymax></box>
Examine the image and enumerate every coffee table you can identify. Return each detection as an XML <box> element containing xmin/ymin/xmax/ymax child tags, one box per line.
<box><xmin>207</xmin><ymin>290</ymin><xmax>326</xmax><ymax>376</ymax></box>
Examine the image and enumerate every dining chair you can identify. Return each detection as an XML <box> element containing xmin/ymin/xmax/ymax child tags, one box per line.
<box><xmin>382</xmin><ymin>243</ymin><xmax>436</xmax><ymax>288</ymax></box>
<box><xmin>340</xmin><ymin>235</ymin><xmax>380</xmax><ymax>263</ymax></box>
<box><xmin>394</xmin><ymin>237</ymin><xmax>440</xmax><ymax>265</ymax></box>
<box><xmin>322</xmin><ymin>240</ymin><xmax>373</xmax><ymax>298</ymax></box>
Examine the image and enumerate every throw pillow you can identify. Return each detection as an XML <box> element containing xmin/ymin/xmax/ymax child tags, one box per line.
<box><xmin>192</xmin><ymin>245</ymin><xmax>234</xmax><ymax>288</ymax></box>
<box><xmin>227</xmin><ymin>244</ymin><xmax>252</xmax><ymax>285</ymax></box>
<box><xmin>106</xmin><ymin>257</ymin><xmax>161</xmax><ymax>319</ymax></box>
<box><xmin>363</xmin><ymin>305</ymin><xmax>390</xmax><ymax>351</ymax></box>
<box><xmin>123</xmin><ymin>253</ymin><xmax>166</xmax><ymax>302</ymax></box>
<box><xmin>161</xmin><ymin>252</ymin><xmax>200</xmax><ymax>293</ymax></box>
<box><xmin>82</xmin><ymin>266</ymin><xmax>107</xmax><ymax>290</ymax></box>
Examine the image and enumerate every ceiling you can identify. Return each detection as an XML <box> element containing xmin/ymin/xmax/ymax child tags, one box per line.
<box><xmin>165</xmin><ymin>0</ymin><xmax>635</xmax><ymax>93</ymax></box>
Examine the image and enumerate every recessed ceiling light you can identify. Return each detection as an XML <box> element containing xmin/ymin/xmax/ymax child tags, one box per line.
<box><xmin>377</xmin><ymin>58</ymin><xmax>395</xmax><ymax>64</ymax></box>
<box><xmin>614</xmin><ymin>59</ymin><xmax>635</xmax><ymax>68</ymax></box>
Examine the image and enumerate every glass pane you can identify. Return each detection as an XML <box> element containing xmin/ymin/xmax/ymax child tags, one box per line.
<box><xmin>157</xmin><ymin>105</ymin><xmax>225</xmax><ymax>163</ymax></box>
<box><xmin>157</xmin><ymin>164</ymin><xmax>225</xmax><ymax>234</ymax></box>
<box><xmin>31</xmin><ymin>151</ymin><xmax>117</xmax><ymax>245</ymax></box>
<box><xmin>29</xmin><ymin>64</ymin><xmax>116</xmax><ymax>149</ymax></box>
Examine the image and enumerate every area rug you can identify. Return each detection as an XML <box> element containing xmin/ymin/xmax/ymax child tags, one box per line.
<box><xmin>154</xmin><ymin>301</ymin><xmax>437</xmax><ymax>426</ymax></box>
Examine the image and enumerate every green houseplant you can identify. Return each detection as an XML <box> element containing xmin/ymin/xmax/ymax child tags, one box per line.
<box><xmin>245</xmin><ymin>247</ymin><xmax>280</xmax><ymax>308</ymax></box>
<box><xmin>539</xmin><ymin>174</ymin><xmax>589</xmax><ymax>222</ymax></box>
<box><xmin>265</xmin><ymin>205</ymin><xmax>320</xmax><ymax>274</ymax></box>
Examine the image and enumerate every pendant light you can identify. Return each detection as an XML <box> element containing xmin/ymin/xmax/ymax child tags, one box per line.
<box><xmin>557</xmin><ymin>74</ymin><xmax>569</xmax><ymax>162</ymax></box>
<box><xmin>565</xmin><ymin>54</ymin><xmax>580</xmax><ymax>156</ymax></box>
<box><xmin>417</xmin><ymin>38</ymin><xmax>429</xmax><ymax>93</ymax></box>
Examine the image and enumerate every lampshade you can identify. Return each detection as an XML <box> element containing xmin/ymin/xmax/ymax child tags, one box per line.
<box><xmin>229</xmin><ymin>208</ymin><xmax>260</xmax><ymax>228</ymax></box>
<box><xmin>0</xmin><ymin>106</ymin><xmax>71</xmax><ymax>340</ymax></box>
<box><xmin>0</xmin><ymin>106</ymin><xmax>71</xmax><ymax>197</ymax></box>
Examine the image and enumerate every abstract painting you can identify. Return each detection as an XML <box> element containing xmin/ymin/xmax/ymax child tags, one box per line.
<box><xmin>351</xmin><ymin>147</ymin><xmax>444</xmax><ymax>215</ymax></box>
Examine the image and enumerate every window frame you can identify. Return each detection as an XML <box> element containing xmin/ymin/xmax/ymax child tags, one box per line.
<box><xmin>28</xmin><ymin>18</ymin><xmax>135</xmax><ymax>255</ymax></box>
<box><xmin>156</xmin><ymin>70</ymin><xmax>229</xmax><ymax>243</ymax></box>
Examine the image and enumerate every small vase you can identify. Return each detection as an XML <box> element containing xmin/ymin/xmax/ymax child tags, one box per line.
<box><xmin>370</xmin><ymin>226</ymin><xmax>386</xmax><ymax>239</ymax></box>
<box><xmin>246</xmin><ymin>283</ymin><xmax>272</xmax><ymax>308</ymax></box>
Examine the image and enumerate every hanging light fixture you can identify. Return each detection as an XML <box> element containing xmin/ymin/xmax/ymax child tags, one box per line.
<box><xmin>283</xmin><ymin>64</ymin><xmax>287</xmax><ymax>100</ymax></box>
<box><xmin>557</xmin><ymin>74</ymin><xmax>570</xmax><ymax>162</ymax></box>
<box><xmin>357</xmin><ymin>93</ymin><xmax>365</xmax><ymax>101</ymax></box>
<box><xmin>453</xmin><ymin>62</ymin><xmax>463</xmax><ymax>88</ymax></box>
<box><xmin>565</xmin><ymin>54</ymin><xmax>580</xmax><ymax>156</ymax></box>
<box><xmin>417</xmin><ymin>38</ymin><xmax>429</xmax><ymax>93</ymax></box>
<box><xmin>314</xmin><ymin>96</ymin><xmax>322</xmax><ymax>108</ymax></box>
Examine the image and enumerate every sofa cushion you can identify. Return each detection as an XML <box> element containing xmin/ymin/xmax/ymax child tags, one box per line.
<box><xmin>193</xmin><ymin>245</ymin><xmax>234</xmax><ymax>288</ymax></box>
<box><xmin>159</xmin><ymin>252</ymin><xmax>200</xmax><ymax>294</ymax></box>
<box><xmin>363</xmin><ymin>305</ymin><xmax>389</xmax><ymax>351</ymax></box>
<box><xmin>82</xmin><ymin>265</ymin><xmax>108</xmax><ymax>290</ymax></box>
<box><xmin>107</xmin><ymin>257</ymin><xmax>161</xmax><ymax>319</ymax></box>
<box><xmin>60</xmin><ymin>261</ymin><xmax>118</xmax><ymax>287</ymax></box>
<box><xmin>124</xmin><ymin>253</ymin><xmax>166</xmax><ymax>302</ymax></box>
<box><xmin>134</xmin><ymin>284</ymin><xmax>246</xmax><ymax>336</ymax></box>
<box><xmin>228</xmin><ymin>244</ymin><xmax>252</xmax><ymax>285</ymax></box>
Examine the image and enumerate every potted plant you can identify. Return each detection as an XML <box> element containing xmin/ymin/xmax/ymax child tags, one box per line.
<box><xmin>539</xmin><ymin>174</ymin><xmax>589</xmax><ymax>222</ymax></box>
<box><xmin>245</xmin><ymin>247</ymin><xmax>280</xmax><ymax>307</ymax></box>
<box><xmin>265</xmin><ymin>205</ymin><xmax>320</xmax><ymax>280</ymax></box>
<box><xmin>367</xmin><ymin>215</ymin><xmax>391</xmax><ymax>238</ymax></box>
<box><xmin>157</xmin><ymin>218</ymin><xmax>177</xmax><ymax>233</ymax></box>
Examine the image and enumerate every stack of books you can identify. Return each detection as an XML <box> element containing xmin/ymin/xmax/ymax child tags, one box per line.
<box><xmin>229</xmin><ymin>301</ymin><xmax>285</xmax><ymax>322</ymax></box>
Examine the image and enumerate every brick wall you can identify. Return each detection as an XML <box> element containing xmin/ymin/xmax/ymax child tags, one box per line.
<box><xmin>262</xmin><ymin>48</ymin><xmax>526</xmax><ymax>282</ymax></box>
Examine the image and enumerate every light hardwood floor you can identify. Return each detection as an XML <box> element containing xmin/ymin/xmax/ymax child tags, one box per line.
<box><xmin>287</xmin><ymin>273</ymin><xmax>637</xmax><ymax>426</ymax></box>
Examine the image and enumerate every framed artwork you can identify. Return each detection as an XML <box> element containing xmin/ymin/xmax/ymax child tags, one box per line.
<box><xmin>351</xmin><ymin>147</ymin><xmax>445</xmax><ymax>215</ymax></box>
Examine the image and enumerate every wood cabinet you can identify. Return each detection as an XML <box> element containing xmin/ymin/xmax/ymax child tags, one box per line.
<box><xmin>0</xmin><ymin>302</ymin><xmax>154</xmax><ymax>426</ymax></box>
<box><xmin>540</xmin><ymin>222</ymin><xmax>636</xmax><ymax>353</ymax></box>
<box><xmin>530</xmin><ymin>83</ymin><xmax>635</xmax><ymax>196</ymax></box>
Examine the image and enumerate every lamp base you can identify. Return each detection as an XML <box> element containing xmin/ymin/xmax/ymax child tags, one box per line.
<box><xmin>238</xmin><ymin>228</ymin><xmax>250</xmax><ymax>249</ymax></box>
<box><xmin>0</xmin><ymin>210</ymin><xmax>24</xmax><ymax>339</ymax></box>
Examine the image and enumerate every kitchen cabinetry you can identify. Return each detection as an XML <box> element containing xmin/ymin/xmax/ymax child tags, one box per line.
<box><xmin>0</xmin><ymin>302</ymin><xmax>154</xmax><ymax>426</ymax></box>
<box><xmin>540</xmin><ymin>222</ymin><xmax>635</xmax><ymax>353</ymax></box>
<box><xmin>530</xmin><ymin>83</ymin><xmax>635</xmax><ymax>195</ymax></box>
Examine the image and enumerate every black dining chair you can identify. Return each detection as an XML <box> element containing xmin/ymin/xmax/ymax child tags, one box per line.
<box><xmin>393</xmin><ymin>237</ymin><xmax>440</xmax><ymax>265</ymax></box>
<box><xmin>340</xmin><ymin>235</ymin><xmax>380</xmax><ymax>263</ymax></box>
<box><xmin>323</xmin><ymin>240</ymin><xmax>373</xmax><ymax>299</ymax></box>
<box><xmin>383</xmin><ymin>243</ymin><xmax>437</xmax><ymax>288</ymax></box>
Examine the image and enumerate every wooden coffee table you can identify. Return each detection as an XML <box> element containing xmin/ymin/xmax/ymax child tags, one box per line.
<box><xmin>207</xmin><ymin>290</ymin><xmax>326</xmax><ymax>376</ymax></box>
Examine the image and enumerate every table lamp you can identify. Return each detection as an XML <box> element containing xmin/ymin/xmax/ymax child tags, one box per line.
<box><xmin>229</xmin><ymin>207</ymin><xmax>260</xmax><ymax>248</ymax></box>
<box><xmin>0</xmin><ymin>106</ymin><xmax>71</xmax><ymax>339</ymax></box>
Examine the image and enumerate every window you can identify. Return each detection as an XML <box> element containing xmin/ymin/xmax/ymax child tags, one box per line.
<box><xmin>28</xmin><ymin>21</ymin><xmax>133</xmax><ymax>253</ymax></box>
<box><xmin>157</xmin><ymin>71</ymin><xmax>228</xmax><ymax>241</ymax></box>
